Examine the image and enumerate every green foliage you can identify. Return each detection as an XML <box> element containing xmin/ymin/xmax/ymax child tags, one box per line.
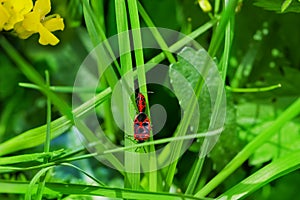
<box><xmin>1</xmin><ymin>0</ymin><xmax>300</xmax><ymax>199</ymax></box>
<box><xmin>254</xmin><ymin>0</ymin><xmax>300</xmax><ymax>13</ymax></box>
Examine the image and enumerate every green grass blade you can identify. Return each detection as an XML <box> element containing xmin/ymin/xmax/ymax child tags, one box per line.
<box><xmin>82</xmin><ymin>0</ymin><xmax>121</xmax><ymax>83</ymax></box>
<box><xmin>137</xmin><ymin>1</ymin><xmax>176</xmax><ymax>64</ymax></box>
<box><xmin>128</xmin><ymin>0</ymin><xmax>158</xmax><ymax>191</ymax></box>
<box><xmin>103</xmin><ymin>128</ymin><xmax>223</xmax><ymax>154</ymax></box>
<box><xmin>0</xmin><ymin>151</ymin><xmax>63</xmax><ymax>165</ymax></box>
<box><xmin>208</xmin><ymin>0</ymin><xmax>238</xmax><ymax>57</ymax></box>
<box><xmin>186</xmin><ymin>7</ymin><xmax>234</xmax><ymax>195</ymax></box>
<box><xmin>36</xmin><ymin>71</ymin><xmax>52</xmax><ymax>200</ymax></box>
<box><xmin>195</xmin><ymin>97</ymin><xmax>300</xmax><ymax>197</ymax></box>
<box><xmin>164</xmin><ymin>48</ymin><xmax>213</xmax><ymax>190</ymax></box>
<box><xmin>217</xmin><ymin>151</ymin><xmax>300</xmax><ymax>199</ymax></box>
<box><xmin>25</xmin><ymin>163</ymin><xmax>105</xmax><ymax>200</ymax></box>
<box><xmin>115</xmin><ymin>0</ymin><xmax>137</xmax><ymax>189</ymax></box>
<box><xmin>19</xmin><ymin>83</ymin><xmax>104</xmax><ymax>93</ymax></box>
<box><xmin>1</xmin><ymin>181</ymin><xmax>208</xmax><ymax>200</ymax></box>
<box><xmin>25</xmin><ymin>166</ymin><xmax>54</xmax><ymax>200</ymax></box>
<box><xmin>226</xmin><ymin>84</ymin><xmax>282</xmax><ymax>93</ymax></box>
<box><xmin>44</xmin><ymin>71</ymin><xmax>52</xmax><ymax>157</ymax></box>
<box><xmin>0</xmin><ymin>88</ymin><xmax>111</xmax><ymax>156</ymax></box>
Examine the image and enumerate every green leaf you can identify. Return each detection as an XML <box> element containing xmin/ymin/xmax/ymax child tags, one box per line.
<box><xmin>237</xmin><ymin>101</ymin><xmax>300</xmax><ymax>166</ymax></box>
<box><xmin>281</xmin><ymin>0</ymin><xmax>293</xmax><ymax>12</ymax></box>
<box><xmin>254</xmin><ymin>0</ymin><xmax>300</xmax><ymax>13</ymax></box>
<box><xmin>166</xmin><ymin>47</ymin><xmax>225</xmax><ymax>190</ymax></box>
<box><xmin>249</xmin><ymin>120</ymin><xmax>300</xmax><ymax>166</ymax></box>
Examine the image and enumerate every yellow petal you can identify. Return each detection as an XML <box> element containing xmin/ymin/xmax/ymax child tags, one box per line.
<box><xmin>4</xmin><ymin>12</ymin><xmax>23</xmax><ymax>30</ymax></box>
<box><xmin>22</xmin><ymin>12</ymin><xmax>40</xmax><ymax>32</ymax></box>
<box><xmin>2</xmin><ymin>0</ymin><xmax>33</xmax><ymax>30</ymax></box>
<box><xmin>10</xmin><ymin>0</ymin><xmax>33</xmax><ymax>15</ymax></box>
<box><xmin>14</xmin><ymin>22</ymin><xmax>34</xmax><ymax>39</ymax></box>
<box><xmin>37</xmin><ymin>24</ymin><xmax>59</xmax><ymax>45</ymax></box>
<box><xmin>0</xmin><ymin>4</ymin><xmax>10</xmax><ymax>30</ymax></box>
<box><xmin>33</xmin><ymin>0</ymin><xmax>51</xmax><ymax>17</ymax></box>
<box><xmin>43</xmin><ymin>16</ymin><xmax>64</xmax><ymax>32</ymax></box>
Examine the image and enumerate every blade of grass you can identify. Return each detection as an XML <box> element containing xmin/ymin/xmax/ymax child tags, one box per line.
<box><xmin>226</xmin><ymin>84</ymin><xmax>282</xmax><ymax>93</ymax></box>
<box><xmin>185</xmin><ymin>6</ymin><xmax>234</xmax><ymax>195</ymax></box>
<box><xmin>36</xmin><ymin>71</ymin><xmax>52</xmax><ymax>200</ymax></box>
<box><xmin>115</xmin><ymin>0</ymin><xmax>138</xmax><ymax>189</ymax></box>
<box><xmin>91</xmin><ymin>0</ymin><xmax>106</xmax><ymax>32</ymax></box>
<box><xmin>163</xmin><ymin>57</ymin><xmax>208</xmax><ymax>190</ymax></box>
<box><xmin>19</xmin><ymin>83</ymin><xmax>104</xmax><ymax>93</ymax></box>
<box><xmin>103</xmin><ymin>128</ymin><xmax>223</xmax><ymax>154</ymax></box>
<box><xmin>0</xmin><ymin>151</ymin><xmax>63</xmax><ymax>165</ymax></box>
<box><xmin>128</xmin><ymin>0</ymin><xmax>158</xmax><ymax>192</ymax></box>
<box><xmin>0</xmin><ymin>87</ymin><xmax>111</xmax><ymax>156</ymax></box>
<box><xmin>217</xmin><ymin>151</ymin><xmax>300</xmax><ymax>199</ymax></box>
<box><xmin>137</xmin><ymin>1</ymin><xmax>176</xmax><ymax>64</ymax></box>
<box><xmin>195</xmin><ymin>97</ymin><xmax>300</xmax><ymax>197</ymax></box>
<box><xmin>208</xmin><ymin>0</ymin><xmax>238</xmax><ymax>57</ymax></box>
<box><xmin>25</xmin><ymin>163</ymin><xmax>106</xmax><ymax>200</ymax></box>
<box><xmin>2</xmin><ymin>181</ymin><xmax>208</xmax><ymax>200</ymax></box>
<box><xmin>82</xmin><ymin>0</ymin><xmax>121</xmax><ymax>83</ymax></box>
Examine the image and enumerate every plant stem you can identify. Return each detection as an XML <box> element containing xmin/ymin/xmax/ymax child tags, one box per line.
<box><xmin>36</xmin><ymin>71</ymin><xmax>52</xmax><ymax>200</ymax></box>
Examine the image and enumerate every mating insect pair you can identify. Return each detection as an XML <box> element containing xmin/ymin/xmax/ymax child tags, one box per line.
<box><xmin>133</xmin><ymin>92</ymin><xmax>151</xmax><ymax>143</ymax></box>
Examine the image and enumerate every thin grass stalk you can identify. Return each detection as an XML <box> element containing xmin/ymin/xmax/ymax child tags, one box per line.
<box><xmin>137</xmin><ymin>1</ymin><xmax>176</xmax><ymax>64</ymax></box>
<box><xmin>115</xmin><ymin>0</ymin><xmax>138</xmax><ymax>189</ymax></box>
<box><xmin>128</xmin><ymin>0</ymin><xmax>158</xmax><ymax>191</ymax></box>
<box><xmin>36</xmin><ymin>71</ymin><xmax>52</xmax><ymax>199</ymax></box>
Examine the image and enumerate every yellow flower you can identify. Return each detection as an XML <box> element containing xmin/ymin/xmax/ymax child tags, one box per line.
<box><xmin>0</xmin><ymin>0</ymin><xmax>33</xmax><ymax>30</ymax></box>
<box><xmin>198</xmin><ymin>0</ymin><xmax>212</xmax><ymax>13</ymax></box>
<box><xmin>15</xmin><ymin>0</ymin><xmax>64</xmax><ymax>45</ymax></box>
<box><xmin>0</xmin><ymin>1</ymin><xmax>10</xmax><ymax>30</ymax></box>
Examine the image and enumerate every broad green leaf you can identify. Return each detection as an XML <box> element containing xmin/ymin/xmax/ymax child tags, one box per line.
<box><xmin>166</xmin><ymin>47</ymin><xmax>225</xmax><ymax>189</ymax></box>
<box><xmin>237</xmin><ymin>101</ymin><xmax>300</xmax><ymax>166</ymax></box>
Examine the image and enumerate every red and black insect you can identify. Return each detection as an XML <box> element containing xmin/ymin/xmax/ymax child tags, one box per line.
<box><xmin>133</xmin><ymin>112</ymin><xmax>151</xmax><ymax>143</ymax></box>
<box><xmin>132</xmin><ymin>92</ymin><xmax>151</xmax><ymax>143</ymax></box>
<box><xmin>136</xmin><ymin>92</ymin><xmax>146</xmax><ymax>113</ymax></box>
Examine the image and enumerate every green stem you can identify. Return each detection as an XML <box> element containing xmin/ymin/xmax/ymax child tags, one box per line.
<box><xmin>226</xmin><ymin>84</ymin><xmax>282</xmax><ymax>93</ymax></box>
<box><xmin>208</xmin><ymin>0</ymin><xmax>238</xmax><ymax>57</ymax></box>
<box><xmin>137</xmin><ymin>1</ymin><xmax>176</xmax><ymax>64</ymax></box>
<box><xmin>36</xmin><ymin>71</ymin><xmax>52</xmax><ymax>200</ymax></box>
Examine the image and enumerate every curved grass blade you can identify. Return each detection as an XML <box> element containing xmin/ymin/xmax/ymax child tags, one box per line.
<box><xmin>2</xmin><ymin>181</ymin><xmax>210</xmax><ymax>200</ymax></box>
<box><xmin>195</xmin><ymin>97</ymin><xmax>300</xmax><ymax>197</ymax></box>
<box><xmin>0</xmin><ymin>88</ymin><xmax>111</xmax><ymax>156</ymax></box>
<box><xmin>217</xmin><ymin>151</ymin><xmax>300</xmax><ymax>199</ymax></box>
